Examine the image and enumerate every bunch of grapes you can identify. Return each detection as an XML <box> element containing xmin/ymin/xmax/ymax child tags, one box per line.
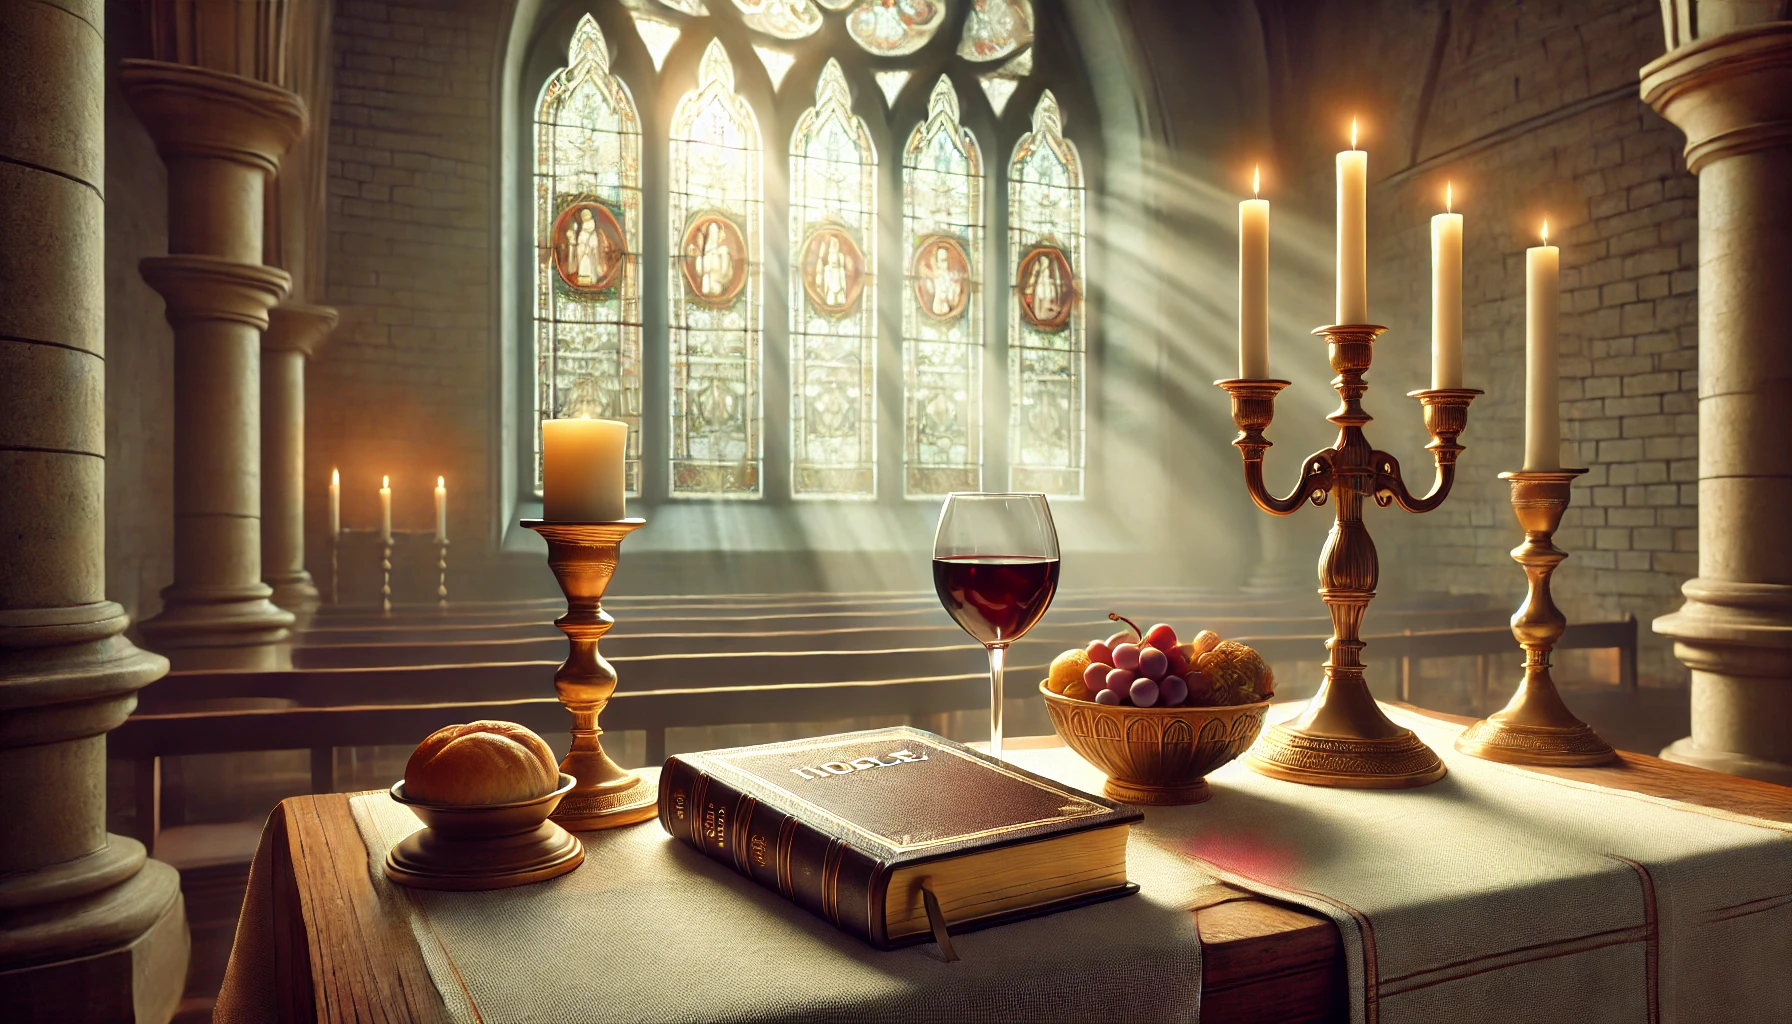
<box><xmin>1045</xmin><ymin>614</ymin><xmax>1273</xmax><ymax>708</ymax></box>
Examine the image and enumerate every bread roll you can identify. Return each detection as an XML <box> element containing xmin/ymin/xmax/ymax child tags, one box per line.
<box><xmin>404</xmin><ymin>720</ymin><xmax>561</xmax><ymax>805</ymax></box>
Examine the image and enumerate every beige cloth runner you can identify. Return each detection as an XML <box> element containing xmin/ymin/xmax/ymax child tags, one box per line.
<box><xmin>1007</xmin><ymin>704</ymin><xmax>1792</xmax><ymax>1024</ymax></box>
<box><xmin>339</xmin><ymin>766</ymin><xmax>1206</xmax><ymax>1023</ymax></box>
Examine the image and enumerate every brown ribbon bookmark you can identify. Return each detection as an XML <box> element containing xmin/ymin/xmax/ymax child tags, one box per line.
<box><xmin>920</xmin><ymin>884</ymin><xmax>958</xmax><ymax>962</ymax></box>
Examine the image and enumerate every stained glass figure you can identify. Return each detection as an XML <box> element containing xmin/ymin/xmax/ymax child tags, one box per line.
<box><xmin>959</xmin><ymin>0</ymin><xmax>1033</xmax><ymax>61</ymax></box>
<box><xmin>874</xmin><ymin>69</ymin><xmax>911</xmax><ymax>108</ymax></box>
<box><xmin>534</xmin><ymin>15</ymin><xmax>643</xmax><ymax>495</ymax></box>
<box><xmin>789</xmin><ymin>60</ymin><xmax>877</xmax><ymax>498</ymax></box>
<box><xmin>733</xmin><ymin>0</ymin><xmax>823</xmax><ymax>39</ymax></box>
<box><xmin>846</xmin><ymin>0</ymin><xmax>944</xmax><ymax>57</ymax></box>
<box><xmin>669</xmin><ymin>40</ymin><xmax>763</xmax><ymax>497</ymax></box>
<box><xmin>1007</xmin><ymin>90</ymin><xmax>1084</xmax><ymax>497</ymax></box>
<box><xmin>902</xmin><ymin>78</ymin><xmax>983</xmax><ymax>497</ymax></box>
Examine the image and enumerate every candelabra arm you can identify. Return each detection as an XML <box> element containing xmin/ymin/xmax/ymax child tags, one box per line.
<box><xmin>1374</xmin><ymin>388</ymin><xmax>1483</xmax><ymax>514</ymax></box>
<box><xmin>1247</xmin><ymin>447</ymin><xmax>1336</xmax><ymax>515</ymax></box>
<box><xmin>1216</xmin><ymin>379</ymin><xmax>1334</xmax><ymax>515</ymax></box>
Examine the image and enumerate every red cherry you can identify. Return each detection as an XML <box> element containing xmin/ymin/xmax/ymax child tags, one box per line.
<box><xmin>1143</xmin><ymin>623</ymin><xmax>1179</xmax><ymax>653</ymax></box>
<box><xmin>1086</xmin><ymin>640</ymin><xmax>1114</xmax><ymax>665</ymax></box>
<box><xmin>1166</xmin><ymin>645</ymin><xmax>1191</xmax><ymax>677</ymax></box>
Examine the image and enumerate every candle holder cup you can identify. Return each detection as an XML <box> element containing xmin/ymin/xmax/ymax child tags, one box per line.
<box><xmin>522</xmin><ymin>518</ymin><xmax>658</xmax><ymax>830</ymax></box>
<box><xmin>1216</xmin><ymin>324</ymin><xmax>1482</xmax><ymax>788</ymax></box>
<box><xmin>1455</xmin><ymin>471</ymin><xmax>1616</xmax><ymax>765</ymax></box>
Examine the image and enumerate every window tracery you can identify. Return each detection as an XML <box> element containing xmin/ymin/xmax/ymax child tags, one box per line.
<box><xmin>532</xmin><ymin>14</ymin><xmax>643</xmax><ymax>495</ymax></box>
<box><xmin>1007</xmin><ymin>90</ymin><xmax>1084</xmax><ymax>497</ymax></box>
<box><xmin>902</xmin><ymin>77</ymin><xmax>984</xmax><ymax>497</ymax></box>
<box><xmin>669</xmin><ymin>40</ymin><xmax>764</xmax><ymax>497</ymax></box>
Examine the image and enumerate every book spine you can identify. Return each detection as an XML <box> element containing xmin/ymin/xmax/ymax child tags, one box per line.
<box><xmin>657</xmin><ymin>757</ymin><xmax>887</xmax><ymax>946</ymax></box>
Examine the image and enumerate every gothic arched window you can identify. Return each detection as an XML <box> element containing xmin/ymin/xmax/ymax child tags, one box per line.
<box><xmin>524</xmin><ymin>0</ymin><xmax>1092</xmax><ymax>506</ymax></box>
<box><xmin>532</xmin><ymin>15</ymin><xmax>643</xmax><ymax>494</ymax></box>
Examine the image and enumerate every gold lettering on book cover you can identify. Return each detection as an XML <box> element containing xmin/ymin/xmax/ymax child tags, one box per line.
<box><xmin>776</xmin><ymin>815</ymin><xmax>798</xmax><ymax>897</ymax></box>
<box><xmin>714</xmin><ymin>730</ymin><xmax>1104</xmax><ymax>853</ymax></box>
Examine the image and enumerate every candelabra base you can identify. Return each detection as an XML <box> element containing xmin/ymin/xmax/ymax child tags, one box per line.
<box><xmin>551</xmin><ymin>766</ymin><xmax>659</xmax><ymax>831</ymax></box>
<box><xmin>1456</xmin><ymin>715</ymin><xmax>1616</xmax><ymax>767</ymax></box>
<box><xmin>1246</xmin><ymin>721</ymin><xmax>1446</xmax><ymax>789</ymax></box>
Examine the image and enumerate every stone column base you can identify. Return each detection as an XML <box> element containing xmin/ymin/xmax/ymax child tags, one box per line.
<box><xmin>1655</xmin><ymin>578</ymin><xmax>1792</xmax><ymax>785</ymax></box>
<box><xmin>0</xmin><ymin>856</ymin><xmax>187</xmax><ymax>1024</ymax></box>
<box><xmin>1660</xmin><ymin>737</ymin><xmax>1792</xmax><ymax>788</ymax></box>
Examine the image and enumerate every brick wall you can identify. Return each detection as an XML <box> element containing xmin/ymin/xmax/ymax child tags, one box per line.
<box><xmin>309</xmin><ymin>0</ymin><xmax>500</xmax><ymax>579</ymax></box>
<box><xmin>1261</xmin><ymin>0</ymin><xmax>1696</xmax><ymax>684</ymax></box>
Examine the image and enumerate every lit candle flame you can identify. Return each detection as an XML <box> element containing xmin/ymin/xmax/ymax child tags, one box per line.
<box><xmin>1446</xmin><ymin>182</ymin><xmax>1453</xmax><ymax>214</ymax></box>
<box><xmin>437</xmin><ymin>475</ymin><xmax>445</xmax><ymax>489</ymax></box>
<box><xmin>1252</xmin><ymin>165</ymin><xmax>1260</xmax><ymax>197</ymax></box>
<box><xmin>1541</xmin><ymin>218</ymin><xmax>1549</xmax><ymax>245</ymax></box>
<box><xmin>1350</xmin><ymin>117</ymin><xmax>1358</xmax><ymax>150</ymax></box>
<box><xmin>382</xmin><ymin>475</ymin><xmax>390</xmax><ymax>489</ymax></box>
<box><xmin>331</xmin><ymin>468</ymin><xmax>339</xmax><ymax>486</ymax></box>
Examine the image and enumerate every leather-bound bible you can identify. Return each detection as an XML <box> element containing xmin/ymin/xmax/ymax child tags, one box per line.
<box><xmin>657</xmin><ymin>726</ymin><xmax>1141</xmax><ymax>949</ymax></box>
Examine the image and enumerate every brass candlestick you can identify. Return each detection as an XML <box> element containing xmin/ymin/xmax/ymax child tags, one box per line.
<box><xmin>1217</xmin><ymin>324</ymin><xmax>1481</xmax><ymax>788</ymax></box>
<box><xmin>522</xmin><ymin>518</ymin><xmax>658</xmax><ymax>830</ymax></box>
<box><xmin>436</xmin><ymin>538</ymin><xmax>449</xmax><ymax>610</ymax></box>
<box><xmin>380</xmin><ymin>537</ymin><xmax>393</xmax><ymax>615</ymax></box>
<box><xmin>1456</xmin><ymin>470</ymin><xmax>1616</xmax><ymax>765</ymax></box>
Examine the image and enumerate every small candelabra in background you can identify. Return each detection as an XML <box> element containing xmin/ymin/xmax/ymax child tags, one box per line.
<box><xmin>326</xmin><ymin>470</ymin><xmax>450</xmax><ymax>613</ymax></box>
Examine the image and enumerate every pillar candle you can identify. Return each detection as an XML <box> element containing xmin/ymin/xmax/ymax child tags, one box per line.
<box><xmin>329</xmin><ymin>468</ymin><xmax>340</xmax><ymax>538</ymax></box>
<box><xmin>1239</xmin><ymin>166</ymin><xmax>1270</xmax><ymax>379</ymax></box>
<box><xmin>542</xmin><ymin>418</ymin><xmax>628</xmax><ymax>522</ymax></box>
<box><xmin>1524</xmin><ymin>221</ymin><xmax>1561</xmax><ymax>471</ymax></box>
<box><xmin>1336</xmin><ymin>119</ymin><xmax>1368</xmax><ymax>325</ymax></box>
<box><xmin>1431</xmin><ymin>184</ymin><xmax>1463</xmax><ymax>389</ymax></box>
<box><xmin>379</xmin><ymin>475</ymin><xmax>392</xmax><ymax>542</ymax></box>
<box><xmin>434</xmin><ymin>476</ymin><xmax>447</xmax><ymax>542</ymax></box>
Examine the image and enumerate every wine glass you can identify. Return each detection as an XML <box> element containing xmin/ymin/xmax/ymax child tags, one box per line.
<box><xmin>932</xmin><ymin>493</ymin><xmax>1061</xmax><ymax>761</ymax></box>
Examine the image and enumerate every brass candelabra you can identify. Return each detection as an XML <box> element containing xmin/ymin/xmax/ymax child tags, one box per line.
<box><xmin>522</xmin><ymin>518</ymin><xmax>658</xmax><ymax>830</ymax></box>
<box><xmin>1217</xmin><ymin>324</ymin><xmax>1481</xmax><ymax>788</ymax></box>
<box><xmin>1455</xmin><ymin>471</ymin><xmax>1616</xmax><ymax>765</ymax></box>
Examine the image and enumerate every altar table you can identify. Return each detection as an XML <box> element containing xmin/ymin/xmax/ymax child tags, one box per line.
<box><xmin>214</xmin><ymin>708</ymin><xmax>1792</xmax><ymax>1024</ymax></box>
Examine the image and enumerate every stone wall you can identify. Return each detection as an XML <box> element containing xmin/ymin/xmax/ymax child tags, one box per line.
<box><xmin>1258</xmin><ymin>0</ymin><xmax>1695</xmax><ymax>685</ymax></box>
<box><xmin>309</xmin><ymin>0</ymin><xmax>500</xmax><ymax>581</ymax></box>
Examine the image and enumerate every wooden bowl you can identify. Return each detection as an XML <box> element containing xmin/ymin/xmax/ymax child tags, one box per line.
<box><xmin>385</xmin><ymin>773</ymin><xmax>584</xmax><ymax>890</ymax></box>
<box><xmin>1040</xmin><ymin>682</ymin><xmax>1270</xmax><ymax>805</ymax></box>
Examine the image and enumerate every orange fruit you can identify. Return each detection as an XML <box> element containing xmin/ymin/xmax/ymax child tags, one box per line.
<box><xmin>1047</xmin><ymin>649</ymin><xmax>1090</xmax><ymax>694</ymax></box>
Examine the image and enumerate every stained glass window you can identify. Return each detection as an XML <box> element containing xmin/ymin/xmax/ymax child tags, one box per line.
<box><xmin>959</xmin><ymin>0</ymin><xmax>1034</xmax><ymax>62</ymax></box>
<box><xmin>733</xmin><ymin>0</ymin><xmax>823</xmax><ymax>39</ymax></box>
<box><xmin>534</xmin><ymin>15</ymin><xmax>643</xmax><ymax>495</ymax></box>
<box><xmin>669</xmin><ymin>40</ymin><xmax>764</xmax><ymax>497</ymax></box>
<box><xmin>1007</xmin><ymin>90</ymin><xmax>1084</xmax><ymax>497</ymax></box>
<box><xmin>789</xmin><ymin>60</ymin><xmax>877</xmax><ymax>499</ymax></box>
<box><xmin>846</xmin><ymin>0</ymin><xmax>945</xmax><ymax>57</ymax></box>
<box><xmin>903</xmin><ymin>77</ymin><xmax>983</xmax><ymax>497</ymax></box>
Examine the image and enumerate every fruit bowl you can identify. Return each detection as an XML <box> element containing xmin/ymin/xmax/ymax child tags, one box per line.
<box><xmin>1040</xmin><ymin>683</ymin><xmax>1270</xmax><ymax>805</ymax></box>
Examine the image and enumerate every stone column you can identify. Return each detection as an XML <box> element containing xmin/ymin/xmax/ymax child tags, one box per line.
<box><xmin>1644</xmin><ymin>22</ymin><xmax>1792</xmax><ymax>784</ymax></box>
<box><xmin>0</xmin><ymin>2</ymin><xmax>188</xmax><ymax>1020</ymax></box>
<box><xmin>262</xmin><ymin>303</ymin><xmax>336</xmax><ymax>615</ymax></box>
<box><xmin>121</xmin><ymin>61</ymin><xmax>305</xmax><ymax>669</ymax></box>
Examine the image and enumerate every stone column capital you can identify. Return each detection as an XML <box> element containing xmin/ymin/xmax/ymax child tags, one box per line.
<box><xmin>118</xmin><ymin>58</ymin><xmax>308</xmax><ymax>175</ymax></box>
<box><xmin>264</xmin><ymin>302</ymin><xmax>339</xmax><ymax>358</ymax></box>
<box><xmin>1641</xmin><ymin>22</ymin><xmax>1792</xmax><ymax>173</ymax></box>
<box><xmin>140</xmin><ymin>254</ymin><xmax>291</xmax><ymax>331</ymax></box>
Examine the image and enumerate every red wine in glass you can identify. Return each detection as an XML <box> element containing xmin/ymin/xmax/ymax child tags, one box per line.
<box><xmin>932</xmin><ymin>494</ymin><xmax>1060</xmax><ymax>760</ymax></box>
<box><xmin>931</xmin><ymin>556</ymin><xmax>1061</xmax><ymax>645</ymax></box>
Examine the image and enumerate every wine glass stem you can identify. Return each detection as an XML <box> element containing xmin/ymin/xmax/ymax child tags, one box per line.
<box><xmin>987</xmin><ymin>643</ymin><xmax>1006</xmax><ymax>761</ymax></box>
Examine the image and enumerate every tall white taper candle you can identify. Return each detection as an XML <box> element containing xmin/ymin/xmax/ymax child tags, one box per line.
<box><xmin>1240</xmin><ymin>166</ymin><xmax>1270</xmax><ymax>378</ymax></box>
<box><xmin>379</xmin><ymin>475</ymin><xmax>392</xmax><ymax>542</ymax></box>
<box><xmin>1524</xmin><ymin>220</ymin><xmax>1561</xmax><ymax>471</ymax></box>
<box><xmin>1336</xmin><ymin>119</ymin><xmax>1368</xmax><ymax>325</ymax></box>
<box><xmin>329</xmin><ymin>468</ymin><xmax>340</xmax><ymax>538</ymax></box>
<box><xmin>1431</xmin><ymin>183</ymin><xmax>1463</xmax><ymax>389</ymax></box>
<box><xmin>434</xmin><ymin>476</ymin><xmax>447</xmax><ymax>542</ymax></box>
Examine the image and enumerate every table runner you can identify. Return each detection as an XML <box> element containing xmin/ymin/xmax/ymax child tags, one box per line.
<box><xmin>333</xmin><ymin>766</ymin><xmax>1207</xmax><ymax>1023</ymax></box>
<box><xmin>1004</xmin><ymin>704</ymin><xmax>1792</xmax><ymax>1024</ymax></box>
